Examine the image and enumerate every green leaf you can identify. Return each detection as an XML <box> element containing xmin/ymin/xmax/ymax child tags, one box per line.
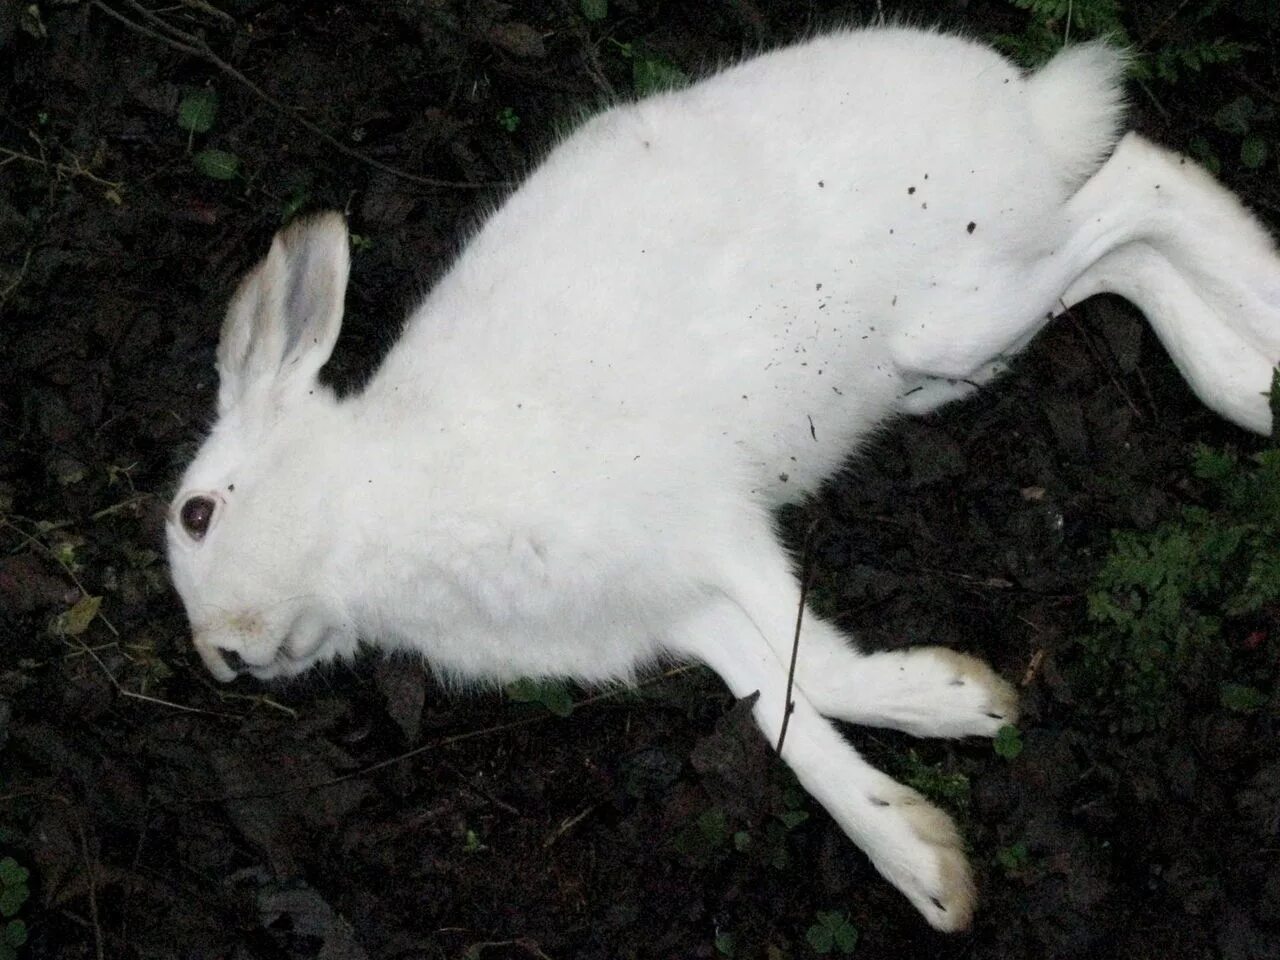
<box><xmin>1214</xmin><ymin>95</ymin><xmax>1255</xmax><ymax>135</ymax></box>
<box><xmin>1193</xmin><ymin>444</ymin><xmax>1238</xmax><ymax>482</ymax></box>
<box><xmin>0</xmin><ymin>886</ymin><xmax>27</xmax><ymax>920</ymax></box>
<box><xmin>580</xmin><ymin>0</ymin><xmax>607</xmax><ymax>21</ymax></box>
<box><xmin>697</xmin><ymin>808</ymin><xmax>730</xmax><ymax>847</ymax></box>
<box><xmin>806</xmin><ymin>922</ymin><xmax>834</xmax><ymax>954</ymax></box>
<box><xmin>997</xmin><ymin>841</ymin><xmax>1030</xmax><ymax>873</ymax></box>
<box><xmin>832</xmin><ymin>920</ymin><xmax>858</xmax><ymax>954</ymax></box>
<box><xmin>776</xmin><ymin>809</ymin><xmax>810</xmax><ymax>830</ymax></box>
<box><xmin>178</xmin><ymin>89</ymin><xmax>218</xmax><ymax>133</ymax></box>
<box><xmin>54</xmin><ymin>595</ymin><xmax>101</xmax><ymax>636</ymax></box>
<box><xmin>3</xmin><ymin>920</ymin><xmax>26</xmax><ymax>948</ymax></box>
<box><xmin>633</xmin><ymin>56</ymin><xmax>688</xmax><ymax>95</ymax></box>
<box><xmin>0</xmin><ymin>861</ymin><xmax>27</xmax><ymax>888</ymax></box>
<box><xmin>280</xmin><ymin>190</ymin><xmax>310</xmax><ymax>224</ymax></box>
<box><xmin>993</xmin><ymin>724</ymin><xmax>1024</xmax><ymax>760</ymax></box>
<box><xmin>805</xmin><ymin>911</ymin><xmax>857</xmax><ymax>955</ymax></box>
<box><xmin>1220</xmin><ymin>683</ymin><xmax>1268</xmax><ymax>714</ymax></box>
<box><xmin>496</xmin><ymin>106</ymin><xmax>520</xmax><ymax>133</ymax></box>
<box><xmin>715</xmin><ymin>932</ymin><xmax>736</xmax><ymax>956</ymax></box>
<box><xmin>193</xmin><ymin>148</ymin><xmax>241</xmax><ymax>181</ymax></box>
<box><xmin>673</xmin><ymin>807</ymin><xmax>731</xmax><ymax>858</ymax></box>
<box><xmin>1241</xmin><ymin>135</ymin><xmax>1269</xmax><ymax>169</ymax></box>
<box><xmin>505</xmin><ymin>678</ymin><xmax>574</xmax><ymax>717</ymax></box>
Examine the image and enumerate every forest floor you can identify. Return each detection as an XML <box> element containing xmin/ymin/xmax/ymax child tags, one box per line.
<box><xmin>3</xmin><ymin>1</ymin><xmax>1280</xmax><ymax>958</ymax></box>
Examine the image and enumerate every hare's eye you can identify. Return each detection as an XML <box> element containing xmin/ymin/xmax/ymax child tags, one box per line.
<box><xmin>180</xmin><ymin>496</ymin><xmax>216</xmax><ymax>540</ymax></box>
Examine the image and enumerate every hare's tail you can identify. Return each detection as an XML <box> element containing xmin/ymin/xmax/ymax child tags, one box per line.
<box><xmin>1027</xmin><ymin>41</ymin><xmax>1128</xmax><ymax>188</ymax></box>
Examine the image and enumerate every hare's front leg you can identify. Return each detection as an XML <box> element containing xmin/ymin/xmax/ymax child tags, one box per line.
<box><xmin>669</xmin><ymin>598</ymin><xmax>974</xmax><ymax>930</ymax></box>
<box><xmin>711</xmin><ymin>535</ymin><xmax>1018</xmax><ymax>740</ymax></box>
<box><xmin>801</xmin><ymin>636</ymin><xmax>1018</xmax><ymax>739</ymax></box>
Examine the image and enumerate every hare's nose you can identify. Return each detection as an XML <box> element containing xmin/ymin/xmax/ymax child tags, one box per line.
<box><xmin>218</xmin><ymin>648</ymin><xmax>248</xmax><ymax>675</ymax></box>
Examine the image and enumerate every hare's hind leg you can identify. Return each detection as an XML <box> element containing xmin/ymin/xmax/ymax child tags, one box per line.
<box><xmin>1058</xmin><ymin>133</ymin><xmax>1280</xmax><ymax>433</ymax></box>
<box><xmin>893</xmin><ymin>133</ymin><xmax>1280</xmax><ymax>432</ymax></box>
<box><xmin>668</xmin><ymin>598</ymin><xmax>975</xmax><ymax>931</ymax></box>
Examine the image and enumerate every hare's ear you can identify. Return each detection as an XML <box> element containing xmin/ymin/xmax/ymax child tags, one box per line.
<box><xmin>216</xmin><ymin>212</ymin><xmax>349</xmax><ymax>417</ymax></box>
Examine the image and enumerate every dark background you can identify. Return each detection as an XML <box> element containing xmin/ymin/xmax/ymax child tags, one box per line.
<box><xmin>3</xmin><ymin>1</ymin><xmax>1280</xmax><ymax>958</ymax></box>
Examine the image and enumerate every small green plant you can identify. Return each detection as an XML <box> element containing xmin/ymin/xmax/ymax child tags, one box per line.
<box><xmin>1220</xmin><ymin>682</ymin><xmax>1268</xmax><ymax>714</ymax></box>
<box><xmin>608</xmin><ymin>39</ymin><xmax>689</xmax><ymax>95</ymax></box>
<box><xmin>175</xmin><ymin>86</ymin><xmax>244</xmax><ymax>182</ymax></box>
<box><xmin>673</xmin><ymin>807</ymin><xmax>731</xmax><ymax>859</ymax></box>
<box><xmin>996</xmin><ymin>840</ymin><xmax>1031</xmax><ymax>875</ymax></box>
<box><xmin>0</xmin><ymin>856</ymin><xmax>30</xmax><ymax>960</ymax></box>
<box><xmin>715</xmin><ymin>931</ymin><xmax>736</xmax><ymax>957</ymax></box>
<box><xmin>896</xmin><ymin>750</ymin><xmax>970</xmax><ymax>811</ymax></box>
<box><xmin>805</xmin><ymin>911</ymin><xmax>858</xmax><ymax>956</ymax></box>
<box><xmin>1204</xmin><ymin>95</ymin><xmax>1273</xmax><ymax>173</ymax></box>
<box><xmin>996</xmin><ymin>0</ymin><xmax>1246</xmax><ymax>84</ymax></box>
<box><xmin>1077</xmin><ymin>437</ymin><xmax>1280</xmax><ymax>731</ymax></box>
<box><xmin>995</xmin><ymin>0</ymin><xmax>1130</xmax><ymax>67</ymax></box>
<box><xmin>752</xmin><ymin>782</ymin><xmax>812</xmax><ymax>868</ymax></box>
<box><xmin>993</xmin><ymin>724</ymin><xmax>1024</xmax><ymax>760</ymax></box>
<box><xmin>280</xmin><ymin>192</ymin><xmax>308</xmax><ymax>223</ymax></box>
<box><xmin>496</xmin><ymin>106</ymin><xmax>520</xmax><ymax>133</ymax></box>
<box><xmin>579</xmin><ymin>0</ymin><xmax>607</xmax><ymax>22</ymax></box>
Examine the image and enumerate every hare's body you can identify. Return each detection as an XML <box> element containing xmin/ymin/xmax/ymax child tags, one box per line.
<box><xmin>169</xmin><ymin>27</ymin><xmax>1280</xmax><ymax>932</ymax></box>
<box><xmin>344</xmin><ymin>31</ymin><xmax>1114</xmax><ymax>682</ymax></box>
<box><xmin>373</xmin><ymin>31</ymin><xmax>1117</xmax><ymax>500</ymax></box>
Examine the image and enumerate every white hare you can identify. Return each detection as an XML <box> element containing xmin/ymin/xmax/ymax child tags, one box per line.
<box><xmin>167</xmin><ymin>27</ymin><xmax>1280</xmax><ymax>930</ymax></box>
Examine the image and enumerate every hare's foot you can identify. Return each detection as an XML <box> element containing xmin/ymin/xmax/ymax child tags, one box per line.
<box><xmin>857</xmin><ymin>776</ymin><xmax>975</xmax><ymax>931</ymax></box>
<box><xmin>672</xmin><ymin>597</ymin><xmax>981</xmax><ymax>930</ymax></box>
<box><xmin>805</xmin><ymin>646</ymin><xmax>1018</xmax><ymax>739</ymax></box>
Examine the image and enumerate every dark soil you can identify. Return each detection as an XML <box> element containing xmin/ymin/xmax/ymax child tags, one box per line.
<box><xmin>3</xmin><ymin>2</ymin><xmax>1280</xmax><ymax>958</ymax></box>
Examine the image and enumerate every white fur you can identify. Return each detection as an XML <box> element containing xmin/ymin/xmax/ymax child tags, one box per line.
<box><xmin>166</xmin><ymin>27</ymin><xmax>1280</xmax><ymax>931</ymax></box>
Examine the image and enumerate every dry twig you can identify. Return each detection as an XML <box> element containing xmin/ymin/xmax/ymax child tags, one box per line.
<box><xmin>90</xmin><ymin>0</ymin><xmax>501</xmax><ymax>190</ymax></box>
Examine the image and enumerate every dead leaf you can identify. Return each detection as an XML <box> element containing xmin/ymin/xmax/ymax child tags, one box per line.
<box><xmin>52</xmin><ymin>595</ymin><xmax>101</xmax><ymax>636</ymax></box>
<box><xmin>489</xmin><ymin>22</ymin><xmax>546</xmax><ymax>58</ymax></box>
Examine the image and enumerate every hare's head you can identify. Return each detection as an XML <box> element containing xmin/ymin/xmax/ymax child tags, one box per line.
<box><xmin>167</xmin><ymin>214</ymin><xmax>359</xmax><ymax>681</ymax></box>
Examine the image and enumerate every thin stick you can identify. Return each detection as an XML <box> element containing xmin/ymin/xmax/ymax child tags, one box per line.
<box><xmin>77</xmin><ymin>824</ymin><xmax>106</xmax><ymax>960</ymax></box>
<box><xmin>71</xmin><ymin>633</ymin><xmax>241</xmax><ymax>718</ymax></box>
<box><xmin>1137</xmin><ymin>0</ymin><xmax>1197</xmax><ymax>51</ymax></box>
<box><xmin>776</xmin><ymin>520</ymin><xmax>818</xmax><ymax>754</ymax></box>
<box><xmin>543</xmin><ymin>804</ymin><xmax>597</xmax><ymax>848</ymax></box>
<box><xmin>0</xmin><ymin>146</ymin><xmax>126</xmax><ymax>189</ymax></box>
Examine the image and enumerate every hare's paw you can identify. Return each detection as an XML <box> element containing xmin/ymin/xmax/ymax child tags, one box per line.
<box><xmin>907</xmin><ymin>647</ymin><xmax>1019</xmax><ymax>738</ymax></box>
<box><xmin>861</xmin><ymin>783</ymin><xmax>975</xmax><ymax>931</ymax></box>
<box><xmin>812</xmin><ymin>646</ymin><xmax>1017</xmax><ymax>739</ymax></box>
